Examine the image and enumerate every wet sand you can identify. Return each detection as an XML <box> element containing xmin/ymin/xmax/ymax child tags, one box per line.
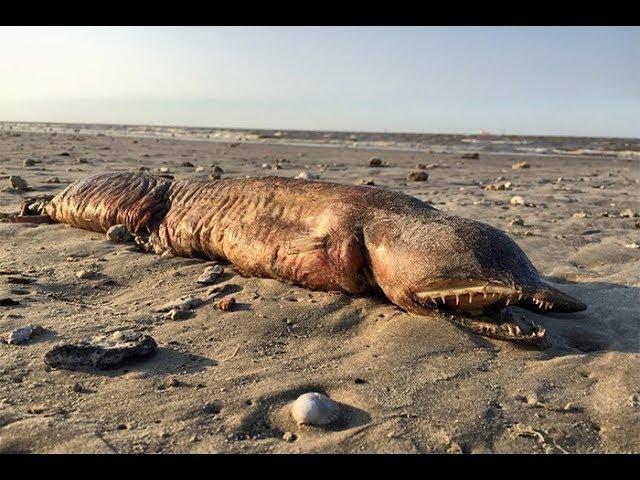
<box><xmin>1</xmin><ymin>129</ymin><xmax>639</xmax><ymax>453</ymax></box>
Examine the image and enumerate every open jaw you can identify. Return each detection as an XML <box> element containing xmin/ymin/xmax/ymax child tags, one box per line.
<box><xmin>415</xmin><ymin>281</ymin><xmax>556</xmax><ymax>312</ymax></box>
<box><xmin>413</xmin><ymin>280</ymin><xmax>554</xmax><ymax>346</ymax></box>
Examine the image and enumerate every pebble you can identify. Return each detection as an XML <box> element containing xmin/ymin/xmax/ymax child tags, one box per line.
<box><xmin>3</xmin><ymin>324</ymin><xmax>44</xmax><ymax>345</ymax></box>
<box><xmin>106</xmin><ymin>224</ymin><xmax>133</xmax><ymax>243</ymax></box>
<box><xmin>509</xmin><ymin>216</ymin><xmax>525</xmax><ymax>226</ymax></box>
<box><xmin>164</xmin><ymin>308</ymin><xmax>192</xmax><ymax>321</ymax></box>
<box><xmin>512</xmin><ymin>161</ymin><xmax>530</xmax><ymax>169</ymax></box>
<box><xmin>44</xmin><ymin>177</ymin><xmax>60</xmax><ymax>184</ymax></box>
<box><xmin>510</xmin><ymin>196</ymin><xmax>525</xmax><ymax>206</ymax></box>
<box><xmin>76</xmin><ymin>269</ymin><xmax>97</xmax><ymax>280</ymax></box>
<box><xmin>291</xmin><ymin>392</ymin><xmax>340</xmax><ymax>426</ymax></box>
<box><xmin>484</xmin><ymin>181</ymin><xmax>512</xmax><ymax>191</ymax></box>
<box><xmin>23</xmin><ymin>158</ymin><xmax>36</xmax><ymax>167</ymax></box>
<box><xmin>406</xmin><ymin>171</ymin><xmax>429</xmax><ymax>182</ymax></box>
<box><xmin>6</xmin><ymin>176</ymin><xmax>29</xmax><ymax>192</ymax></box>
<box><xmin>295</xmin><ymin>171</ymin><xmax>319</xmax><ymax>180</ymax></box>
<box><xmin>461</xmin><ymin>153</ymin><xmax>480</xmax><ymax>159</ymax></box>
<box><xmin>355</xmin><ymin>178</ymin><xmax>375</xmax><ymax>186</ymax></box>
<box><xmin>156</xmin><ymin>296</ymin><xmax>203</xmax><ymax>313</ymax></box>
<box><xmin>368</xmin><ymin>157</ymin><xmax>383</xmax><ymax>167</ymax></box>
<box><xmin>196</xmin><ymin>264</ymin><xmax>224</xmax><ymax>285</ymax></box>
<box><xmin>215</xmin><ymin>297</ymin><xmax>236</xmax><ymax>311</ymax></box>
<box><xmin>282</xmin><ymin>431</ymin><xmax>297</xmax><ymax>442</ymax></box>
<box><xmin>572</xmin><ymin>212</ymin><xmax>589</xmax><ymax>219</ymax></box>
<box><xmin>620</xmin><ymin>209</ymin><xmax>639</xmax><ymax>218</ymax></box>
<box><xmin>44</xmin><ymin>330</ymin><xmax>157</xmax><ymax>370</ymax></box>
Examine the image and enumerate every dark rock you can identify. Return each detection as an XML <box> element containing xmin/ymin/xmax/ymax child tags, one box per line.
<box><xmin>44</xmin><ymin>330</ymin><xmax>157</xmax><ymax>370</ymax></box>
<box><xmin>406</xmin><ymin>171</ymin><xmax>429</xmax><ymax>182</ymax></box>
<box><xmin>461</xmin><ymin>153</ymin><xmax>480</xmax><ymax>159</ymax></box>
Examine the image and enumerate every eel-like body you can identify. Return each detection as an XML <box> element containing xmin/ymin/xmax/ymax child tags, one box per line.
<box><xmin>20</xmin><ymin>172</ymin><xmax>587</xmax><ymax>346</ymax></box>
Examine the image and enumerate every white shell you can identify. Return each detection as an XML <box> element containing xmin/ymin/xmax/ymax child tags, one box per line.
<box><xmin>295</xmin><ymin>171</ymin><xmax>319</xmax><ymax>180</ymax></box>
<box><xmin>291</xmin><ymin>392</ymin><xmax>339</xmax><ymax>426</ymax></box>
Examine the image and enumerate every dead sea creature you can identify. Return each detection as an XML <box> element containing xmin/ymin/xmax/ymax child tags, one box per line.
<box><xmin>8</xmin><ymin>172</ymin><xmax>587</xmax><ymax>346</ymax></box>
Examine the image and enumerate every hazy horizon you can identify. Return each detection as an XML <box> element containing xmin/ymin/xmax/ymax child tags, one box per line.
<box><xmin>1</xmin><ymin>26</ymin><xmax>638</xmax><ymax>138</ymax></box>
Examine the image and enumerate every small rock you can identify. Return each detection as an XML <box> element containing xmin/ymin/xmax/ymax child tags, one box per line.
<box><xmin>197</xmin><ymin>264</ymin><xmax>224</xmax><ymax>284</ymax></box>
<box><xmin>76</xmin><ymin>269</ymin><xmax>96</xmax><ymax>280</ymax></box>
<box><xmin>295</xmin><ymin>171</ymin><xmax>319</xmax><ymax>180</ymax></box>
<box><xmin>461</xmin><ymin>153</ymin><xmax>479</xmax><ymax>160</ymax></box>
<box><xmin>406</xmin><ymin>171</ymin><xmax>429</xmax><ymax>182</ymax></box>
<box><xmin>624</xmin><ymin>242</ymin><xmax>640</xmax><ymax>249</ymax></box>
<box><xmin>211</xmin><ymin>165</ymin><xmax>224</xmax><ymax>174</ymax></box>
<box><xmin>181</xmin><ymin>161</ymin><xmax>194</xmax><ymax>167</ymax></box>
<box><xmin>156</xmin><ymin>296</ymin><xmax>203</xmax><ymax>313</ymax></box>
<box><xmin>484</xmin><ymin>181</ymin><xmax>512</xmax><ymax>191</ymax></box>
<box><xmin>291</xmin><ymin>392</ymin><xmax>339</xmax><ymax>426</ymax></box>
<box><xmin>23</xmin><ymin>158</ymin><xmax>36</xmax><ymax>167</ymax></box>
<box><xmin>620</xmin><ymin>209</ymin><xmax>639</xmax><ymax>218</ymax></box>
<box><xmin>215</xmin><ymin>297</ymin><xmax>236</xmax><ymax>311</ymax></box>
<box><xmin>368</xmin><ymin>157</ymin><xmax>383</xmax><ymax>167</ymax></box>
<box><xmin>106</xmin><ymin>224</ymin><xmax>133</xmax><ymax>243</ymax></box>
<box><xmin>164</xmin><ymin>309</ymin><xmax>192</xmax><ymax>321</ymax></box>
<box><xmin>44</xmin><ymin>330</ymin><xmax>157</xmax><ymax>370</ymax></box>
<box><xmin>209</xmin><ymin>173</ymin><xmax>221</xmax><ymax>181</ymax></box>
<box><xmin>510</xmin><ymin>196</ymin><xmax>525</xmax><ymax>206</ymax></box>
<box><xmin>512</xmin><ymin>161</ymin><xmax>530</xmax><ymax>169</ymax></box>
<box><xmin>282</xmin><ymin>431</ymin><xmax>297</xmax><ymax>442</ymax></box>
<box><xmin>572</xmin><ymin>212</ymin><xmax>589</xmax><ymax>219</ymax></box>
<box><xmin>195</xmin><ymin>166</ymin><xmax>205</xmax><ymax>173</ymax></box>
<box><xmin>6</xmin><ymin>176</ymin><xmax>29</xmax><ymax>192</ymax></box>
<box><xmin>44</xmin><ymin>177</ymin><xmax>60</xmax><ymax>184</ymax></box>
<box><xmin>4</xmin><ymin>325</ymin><xmax>43</xmax><ymax>345</ymax></box>
<box><xmin>415</xmin><ymin>163</ymin><xmax>427</xmax><ymax>170</ymax></box>
<box><xmin>509</xmin><ymin>216</ymin><xmax>525</xmax><ymax>226</ymax></box>
<box><xmin>355</xmin><ymin>178</ymin><xmax>375</xmax><ymax>186</ymax></box>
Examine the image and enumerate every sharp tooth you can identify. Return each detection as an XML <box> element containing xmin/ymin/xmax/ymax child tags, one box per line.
<box><xmin>455</xmin><ymin>294</ymin><xmax>460</xmax><ymax>305</ymax></box>
<box><xmin>505</xmin><ymin>296</ymin><xmax>512</xmax><ymax>306</ymax></box>
<box><xmin>441</xmin><ymin>295</ymin><xmax>446</xmax><ymax>303</ymax></box>
<box><xmin>483</xmin><ymin>292</ymin><xmax>488</xmax><ymax>299</ymax></box>
<box><xmin>518</xmin><ymin>292</ymin><xmax>523</xmax><ymax>301</ymax></box>
<box><xmin>469</xmin><ymin>292</ymin><xmax>475</xmax><ymax>303</ymax></box>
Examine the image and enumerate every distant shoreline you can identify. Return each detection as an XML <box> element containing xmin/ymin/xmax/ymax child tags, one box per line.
<box><xmin>2</xmin><ymin>121</ymin><xmax>639</xmax><ymax>160</ymax></box>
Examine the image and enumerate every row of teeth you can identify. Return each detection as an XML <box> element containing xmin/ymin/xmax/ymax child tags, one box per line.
<box><xmin>420</xmin><ymin>291</ymin><xmax>524</xmax><ymax>306</ymax></box>
<box><xmin>532</xmin><ymin>298</ymin><xmax>554</xmax><ymax>311</ymax></box>
<box><xmin>418</xmin><ymin>288</ymin><xmax>555</xmax><ymax>311</ymax></box>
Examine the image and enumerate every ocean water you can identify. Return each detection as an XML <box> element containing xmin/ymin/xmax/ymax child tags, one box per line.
<box><xmin>2</xmin><ymin>121</ymin><xmax>639</xmax><ymax>159</ymax></box>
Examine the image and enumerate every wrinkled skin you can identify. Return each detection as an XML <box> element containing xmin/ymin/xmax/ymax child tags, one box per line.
<box><xmin>14</xmin><ymin>172</ymin><xmax>586</xmax><ymax>346</ymax></box>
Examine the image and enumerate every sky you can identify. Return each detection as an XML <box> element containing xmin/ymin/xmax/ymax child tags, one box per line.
<box><xmin>1</xmin><ymin>26</ymin><xmax>638</xmax><ymax>138</ymax></box>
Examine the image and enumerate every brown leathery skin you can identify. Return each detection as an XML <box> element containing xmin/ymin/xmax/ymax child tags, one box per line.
<box><xmin>43</xmin><ymin>172</ymin><xmax>586</xmax><ymax>326</ymax></box>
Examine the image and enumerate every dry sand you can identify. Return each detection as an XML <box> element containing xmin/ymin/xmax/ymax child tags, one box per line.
<box><xmin>1</xmin><ymin>129</ymin><xmax>639</xmax><ymax>453</ymax></box>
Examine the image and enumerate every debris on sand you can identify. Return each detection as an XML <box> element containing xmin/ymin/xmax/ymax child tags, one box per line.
<box><xmin>291</xmin><ymin>392</ymin><xmax>340</xmax><ymax>426</ymax></box>
<box><xmin>23</xmin><ymin>158</ymin><xmax>37</xmax><ymax>167</ymax></box>
<box><xmin>106</xmin><ymin>224</ymin><xmax>133</xmax><ymax>243</ymax></box>
<box><xmin>484</xmin><ymin>181</ymin><xmax>512</xmax><ymax>191</ymax></box>
<box><xmin>2</xmin><ymin>176</ymin><xmax>29</xmax><ymax>192</ymax></box>
<box><xmin>164</xmin><ymin>309</ymin><xmax>193</xmax><ymax>321</ymax></box>
<box><xmin>44</xmin><ymin>330</ymin><xmax>157</xmax><ymax>370</ymax></box>
<box><xmin>406</xmin><ymin>171</ymin><xmax>429</xmax><ymax>182</ymax></box>
<box><xmin>156</xmin><ymin>296</ymin><xmax>203</xmax><ymax>313</ymax></box>
<box><xmin>512</xmin><ymin>161</ymin><xmax>530</xmax><ymax>169</ymax></box>
<box><xmin>76</xmin><ymin>269</ymin><xmax>97</xmax><ymax>280</ymax></box>
<box><xmin>295</xmin><ymin>171</ymin><xmax>319</xmax><ymax>180</ymax></box>
<box><xmin>1</xmin><ymin>324</ymin><xmax>45</xmax><ymax>345</ymax></box>
<box><xmin>355</xmin><ymin>178</ymin><xmax>375</xmax><ymax>186</ymax></box>
<box><xmin>197</xmin><ymin>264</ymin><xmax>224</xmax><ymax>285</ymax></box>
<box><xmin>620</xmin><ymin>209</ymin><xmax>639</xmax><ymax>218</ymax></box>
<box><xmin>510</xmin><ymin>196</ymin><xmax>525</xmax><ymax>206</ymax></box>
<box><xmin>0</xmin><ymin>298</ymin><xmax>20</xmax><ymax>306</ymax></box>
<box><xmin>461</xmin><ymin>153</ymin><xmax>480</xmax><ymax>160</ymax></box>
<box><xmin>509</xmin><ymin>216</ymin><xmax>526</xmax><ymax>226</ymax></box>
<box><xmin>44</xmin><ymin>177</ymin><xmax>60</xmax><ymax>184</ymax></box>
<box><xmin>215</xmin><ymin>297</ymin><xmax>236</xmax><ymax>311</ymax></box>
<box><xmin>368</xmin><ymin>157</ymin><xmax>383</xmax><ymax>167</ymax></box>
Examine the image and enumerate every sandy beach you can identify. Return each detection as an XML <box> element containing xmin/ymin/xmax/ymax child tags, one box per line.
<box><xmin>1</xmin><ymin>126</ymin><xmax>639</xmax><ymax>453</ymax></box>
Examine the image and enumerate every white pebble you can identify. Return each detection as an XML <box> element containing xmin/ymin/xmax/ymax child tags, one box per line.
<box><xmin>291</xmin><ymin>392</ymin><xmax>339</xmax><ymax>426</ymax></box>
<box><xmin>295</xmin><ymin>171</ymin><xmax>319</xmax><ymax>180</ymax></box>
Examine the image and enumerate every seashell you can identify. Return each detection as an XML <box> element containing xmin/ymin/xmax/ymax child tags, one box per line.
<box><xmin>295</xmin><ymin>171</ymin><xmax>319</xmax><ymax>180</ymax></box>
<box><xmin>291</xmin><ymin>392</ymin><xmax>339</xmax><ymax>426</ymax></box>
